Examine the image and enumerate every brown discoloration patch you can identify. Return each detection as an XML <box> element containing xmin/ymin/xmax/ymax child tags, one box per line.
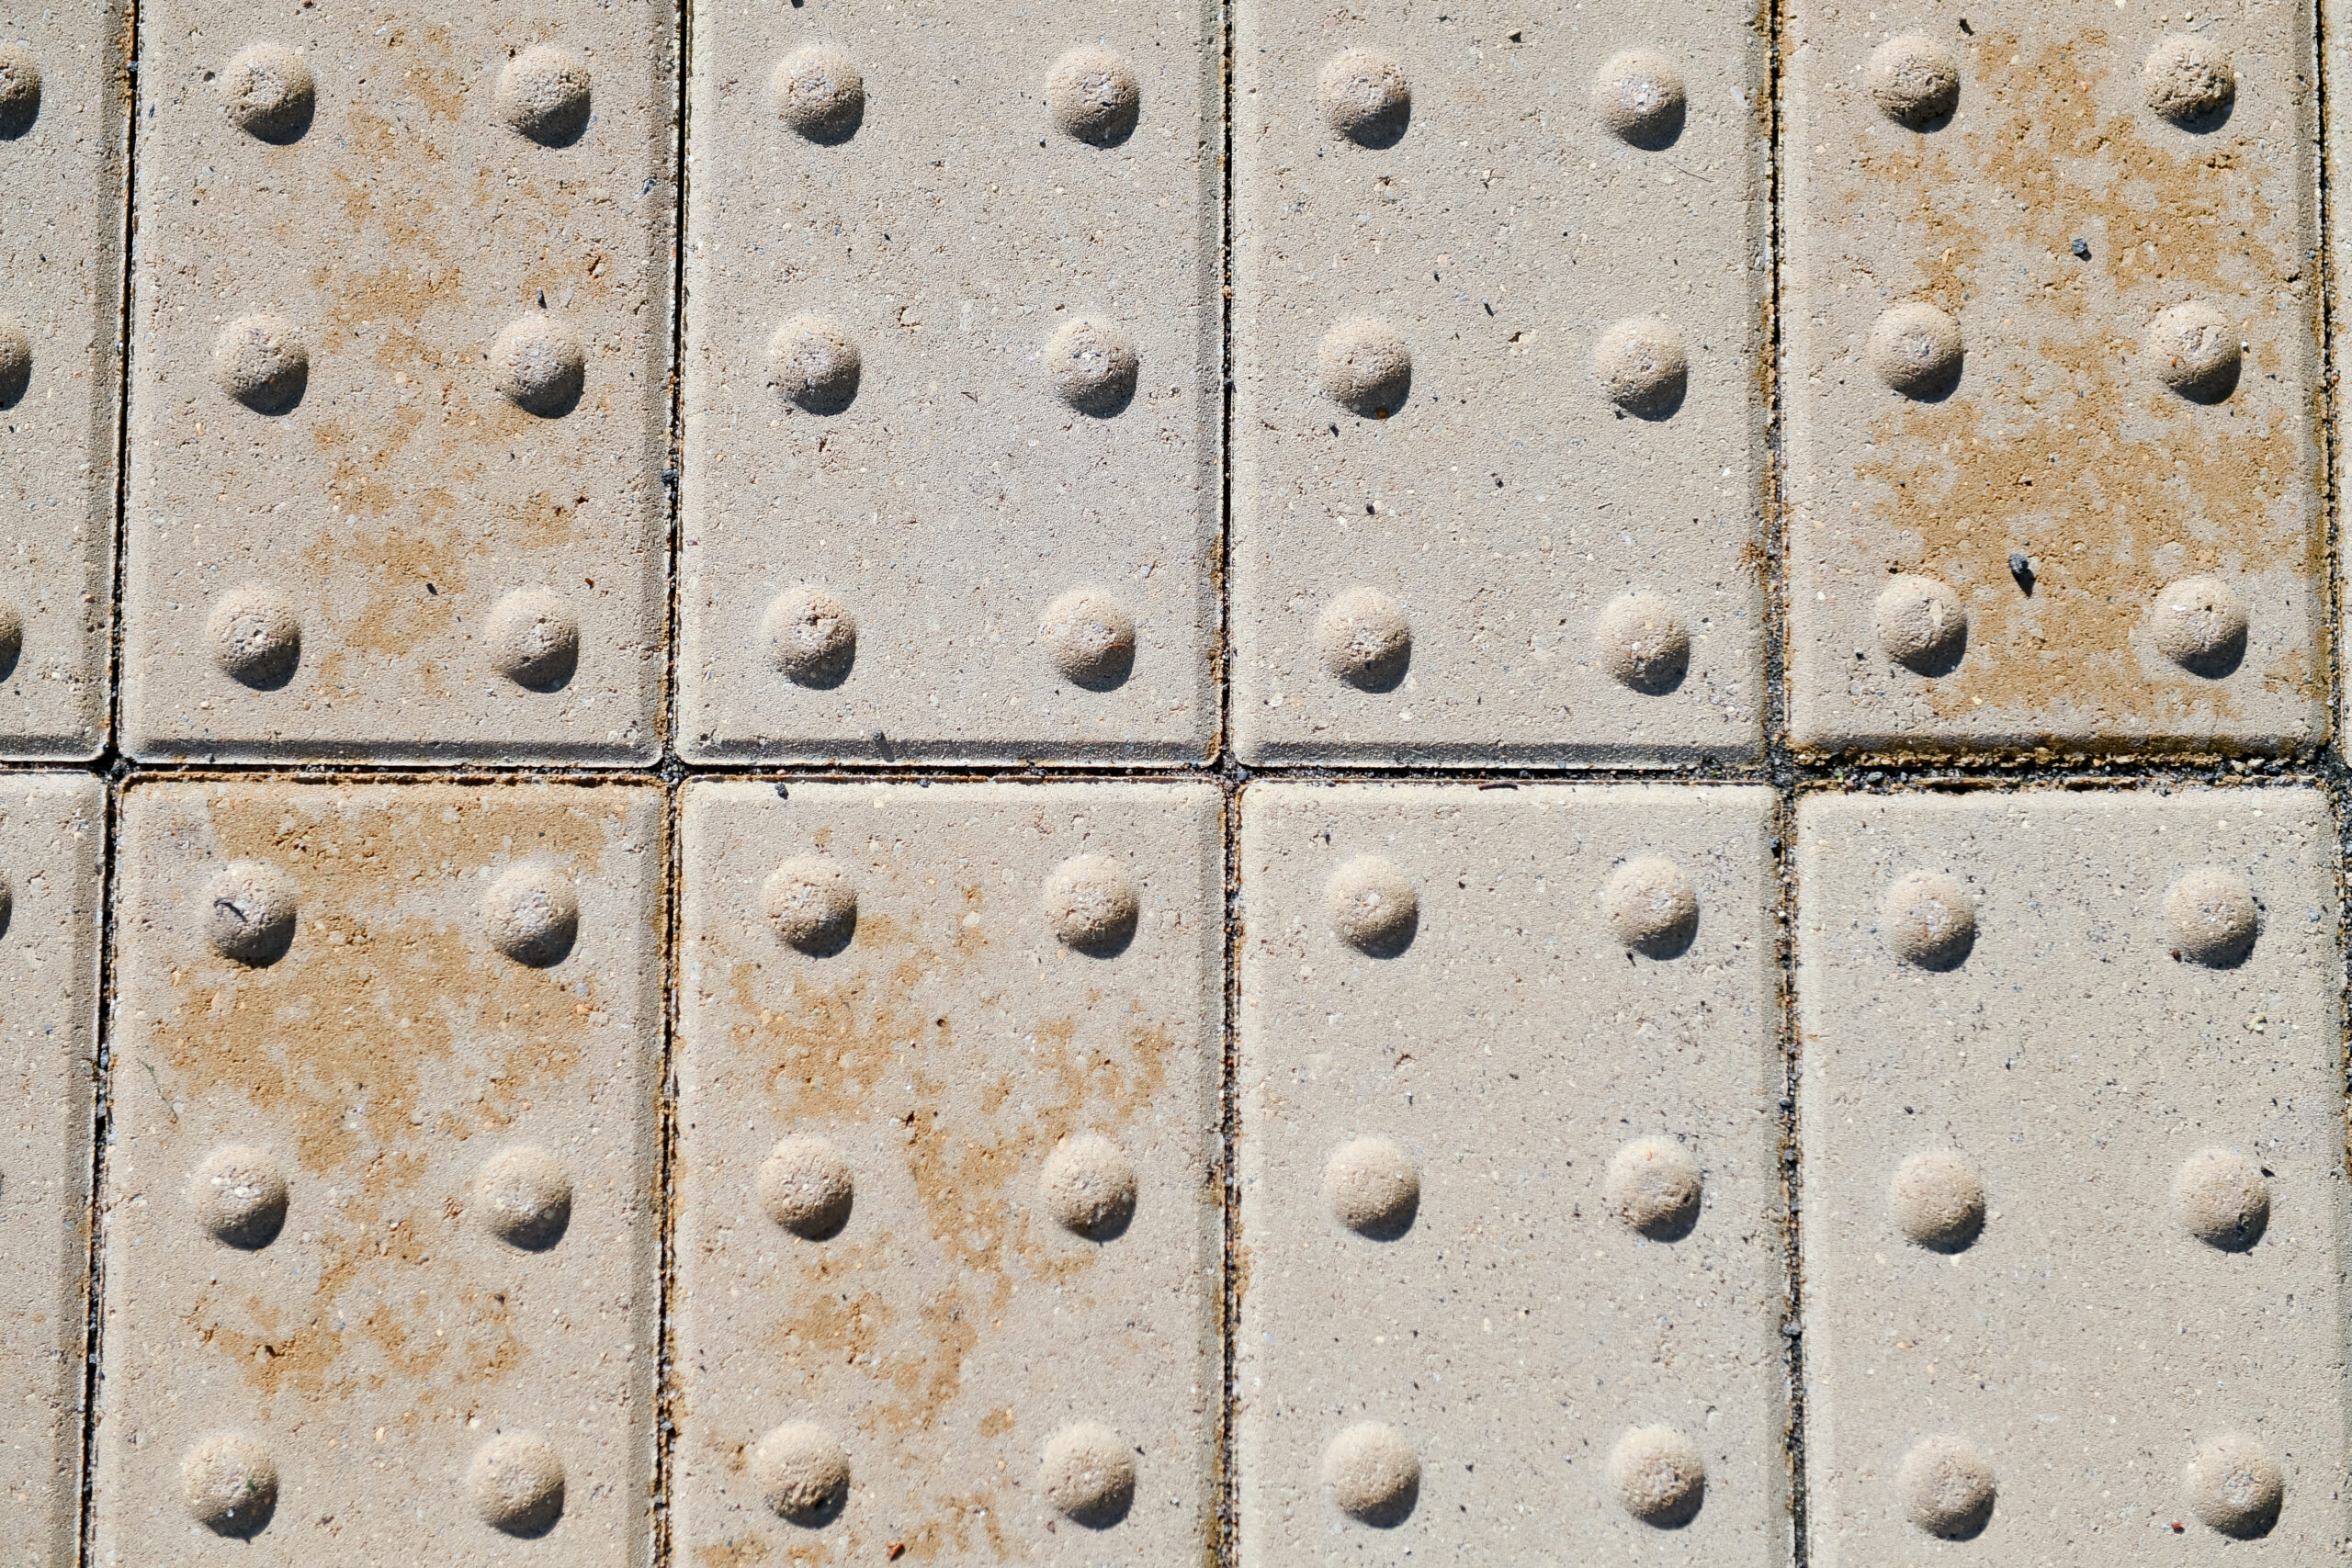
<box><xmin>1801</xmin><ymin>26</ymin><xmax>2322</xmax><ymax>748</ymax></box>
<box><xmin>737</xmin><ymin>948</ymin><xmax>1176</xmax><ymax>1444</ymax></box>
<box><xmin>141</xmin><ymin>785</ymin><xmax>640</xmax><ymax>1404</ymax></box>
<box><xmin>695</xmin><ymin>1538</ymin><xmax>775</xmax><ymax>1568</ymax></box>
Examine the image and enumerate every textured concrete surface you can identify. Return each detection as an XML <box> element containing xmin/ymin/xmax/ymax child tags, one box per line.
<box><xmin>119</xmin><ymin>4</ymin><xmax>674</xmax><ymax>763</ymax></box>
<box><xmin>1784</xmin><ymin>6</ymin><xmax>2325</xmax><ymax>756</ymax></box>
<box><xmin>1237</xmin><ymin>784</ymin><xmax>1785</xmax><ymax>1563</ymax></box>
<box><xmin>0</xmin><ymin>774</ymin><xmax>103</xmax><ymax>1566</ymax></box>
<box><xmin>677</xmin><ymin>3</ymin><xmax>1219</xmax><ymax>765</ymax></box>
<box><xmin>1797</xmin><ymin>789</ymin><xmax>2345</xmax><ymax>1564</ymax></box>
<box><xmin>0</xmin><ymin>5</ymin><xmax>125</xmax><ymax>758</ymax></box>
<box><xmin>1231</xmin><ymin>2</ymin><xmax>1770</xmax><ymax>766</ymax></box>
<box><xmin>94</xmin><ymin>783</ymin><xmax>663</xmax><ymax>1563</ymax></box>
<box><xmin>674</xmin><ymin>782</ymin><xmax>1221</xmax><ymax>1563</ymax></box>
<box><xmin>28</xmin><ymin>1</ymin><xmax>2352</xmax><ymax>1563</ymax></box>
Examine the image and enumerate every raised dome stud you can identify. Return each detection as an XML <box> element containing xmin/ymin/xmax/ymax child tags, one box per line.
<box><xmin>1592</xmin><ymin>49</ymin><xmax>1684</xmax><ymax>148</ymax></box>
<box><xmin>1867</xmin><ymin>36</ymin><xmax>1960</xmax><ymax>127</ymax></box>
<box><xmin>220</xmin><ymin>43</ymin><xmax>313</xmax><ymax>142</ymax></box>
<box><xmin>773</xmin><ymin>44</ymin><xmax>865</xmax><ymax>142</ymax></box>
<box><xmin>497</xmin><ymin>45</ymin><xmax>591</xmax><ymax>144</ymax></box>
<box><xmin>1323</xmin><ymin>1422</ymin><xmax>1419</xmax><ymax>1526</ymax></box>
<box><xmin>1046</xmin><ymin>47</ymin><xmax>1139</xmax><ymax>144</ymax></box>
<box><xmin>1317</xmin><ymin>49</ymin><xmax>1409</xmax><ymax>147</ymax></box>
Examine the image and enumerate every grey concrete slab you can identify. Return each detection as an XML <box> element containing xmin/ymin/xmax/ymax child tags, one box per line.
<box><xmin>0</xmin><ymin>5</ymin><xmax>127</xmax><ymax>757</ymax></box>
<box><xmin>119</xmin><ymin>5</ymin><xmax>674</xmax><ymax>763</ymax></box>
<box><xmin>1237</xmin><ymin>783</ymin><xmax>1787</xmax><ymax>1563</ymax></box>
<box><xmin>1230</xmin><ymin>3</ymin><xmax>1770</xmax><ymax>767</ymax></box>
<box><xmin>674</xmin><ymin>781</ymin><xmax>1221</xmax><ymax>1564</ymax></box>
<box><xmin>677</xmin><ymin>4</ymin><xmax>1220</xmax><ymax>765</ymax></box>
<box><xmin>1784</xmin><ymin>6</ymin><xmax>2325</xmax><ymax>756</ymax></box>
<box><xmin>1796</xmin><ymin>788</ymin><xmax>2345</xmax><ymax>1565</ymax></box>
<box><xmin>93</xmin><ymin>783</ymin><xmax>663</xmax><ymax>1564</ymax></box>
<box><xmin>0</xmin><ymin>774</ymin><xmax>105</xmax><ymax>1566</ymax></box>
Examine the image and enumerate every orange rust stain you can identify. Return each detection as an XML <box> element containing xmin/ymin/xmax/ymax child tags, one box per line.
<box><xmin>1833</xmin><ymin>29</ymin><xmax>2320</xmax><ymax>731</ymax></box>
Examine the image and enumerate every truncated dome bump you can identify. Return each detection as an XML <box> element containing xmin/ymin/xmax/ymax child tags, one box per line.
<box><xmin>758</xmin><ymin>1135</ymin><xmax>855</xmax><ymax>1239</ymax></box>
<box><xmin>1317</xmin><ymin>49</ymin><xmax>1410</xmax><ymax>144</ymax></box>
<box><xmin>1040</xmin><ymin>1422</ymin><xmax>1136</xmax><ymax>1527</ymax></box>
<box><xmin>1316</xmin><ymin>588</ymin><xmax>1411</xmax><ymax>690</ymax></box>
<box><xmin>763</xmin><ymin>857</ymin><xmax>857</xmax><ymax>953</ymax></box>
<box><xmin>1900</xmin><ymin>1435</ymin><xmax>1996</xmax><ymax>1539</ymax></box>
<box><xmin>1323</xmin><ymin>1422</ymin><xmax>1419</xmax><ymax>1525</ymax></box>
<box><xmin>2185</xmin><ymin>1433</ymin><xmax>2282</xmax><ymax>1539</ymax></box>
<box><xmin>203</xmin><ymin>859</ymin><xmax>298</xmax><ymax>964</ymax></box>
<box><xmin>1609</xmin><ymin>1425</ymin><xmax>1706</xmax><ymax>1526</ymax></box>
<box><xmin>469</xmin><ymin>1431</ymin><xmax>565</xmax><ymax>1535</ymax></box>
<box><xmin>180</xmin><ymin>1431</ymin><xmax>278</xmax><ymax>1536</ymax></box>
<box><xmin>773</xmin><ymin>44</ymin><xmax>865</xmax><ymax>141</ymax></box>
<box><xmin>1042</xmin><ymin>854</ymin><xmax>1139</xmax><ymax>954</ymax></box>
<box><xmin>1867</xmin><ymin>35</ymin><xmax>1961</xmax><ymax>126</ymax></box>
<box><xmin>752</xmin><ymin>1423</ymin><xmax>850</xmax><ymax>1522</ymax></box>
<box><xmin>481</xmin><ymin>863</ymin><xmax>579</xmax><ymax>966</ymax></box>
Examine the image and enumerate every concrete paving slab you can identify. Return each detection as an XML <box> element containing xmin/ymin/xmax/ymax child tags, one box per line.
<box><xmin>674</xmin><ymin>781</ymin><xmax>1220</xmax><ymax>1564</ymax></box>
<box><xmin>1237</xmin><ymin>783</ymin><xmax>1786</xmax><ymax>1563</ymax></box>
<box><xmin>1795</xmin><ymin>788</ymin><xmax>2345</xmax><ymax>1565</ymax></box>
<box><xmin>119</xmin><ymin>5</ymin><xmax>673</xmax><ymax>764</ymax></box>
<box><xmin>93</xmin><ymin>783</ymin><xmax>663</xmax><ymax>1564</ymax></box>
<box><xmin>0</xmin><ymin>774</ymin><xmax>105</xmax><ymax>1565</ymax></box>
<box><xmin>1783</xmin><ymin>6</ymin><xmax>2325</xmax><ymax>756</ymax></box>
<box><xmin>0</xmin><ymin>5</ymin><xmax>126</xmax><ymax>757</ymax></box>
<box><xmin>677</xmin><ymin>4</ymin><xmax>1219</xmax><ymax>765</ymax></box>
<box><xmin>1230</xmin><ymin>4</ymin><xmax>1770</xmax><ymax>767</ymax></box>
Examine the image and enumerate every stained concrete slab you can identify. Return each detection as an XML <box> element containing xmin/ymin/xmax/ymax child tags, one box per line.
<box><xmin>1784</xmin><ymin>6</ymin><xmax>2325</xmax><ymax>756</ymax></box>
<box><xmin>674</xmin><ymin>781</ymin><xmax>1221</xmax><ymax>1564</ymax></box>
<box><xmin>93</xmin><ymin>783</ymin><xmax>663</xmax><ymax>1564</ymax></box>
<box><xmin>0</xmin><ymin>5</ymin><xmax>126</xmax><ymax>757</ymax></box>
<box><xmin>1796</xmin><ymin>788</ymin><xmax>2345</xmax><ymax>1565</ymax></box>
<box><xmin>1230</xmin><ymin>3</ymin><xmax>1770</xmax><ymax>766</ymax></box>
<box><xmin>1237</xmin><ymin>782</ymin><xmax>1786</xmax><ymax>1564</ymax></box>
<box><xmin>0</xmin><ymin>774</ymin><xmax>105</xmax><ymax>1566</ymax></box>
<box><xmin>677</xmin><ymin>4</ymin><xmax>1220</xmax><ymax>765</ymax></box>
<box><xmin>119</xmin><ymin>4</ymin><xmax>673</xmax><ymax>763</ymax></box>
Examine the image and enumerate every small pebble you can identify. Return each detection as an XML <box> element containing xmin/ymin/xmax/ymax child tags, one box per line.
<box><xmin>2008</xmin><ymin>551</ymin><xmax>2034</xmax><ymax>592</ymax></box>
<box><xmin>2070</xmin><ymin>237</ymin><xmax>2090</xmax><ymax>259</ymax></box>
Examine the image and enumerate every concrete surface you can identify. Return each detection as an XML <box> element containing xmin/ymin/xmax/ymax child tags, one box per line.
<box><xmin>677</xmin><ymin>2</ymin><xmax>1219</xmax><ymax>765</ymax></box>
<box><xmin>0</xmin><ymin>774</ymin><xmax>104</xmax><ymax>1566</ymax></box>
<box><xmin>19</xmin><ymin>4</ymin><xmax>2352</xmax><ymax>1565</ymax></box>
<box><xmin>1783</xmin><ymin>4</ymin><xmax>2326</xmax><ymax>756</ymax></box>
<box><xmin>0</xmin><ymin>5</ymin><xmax>125</xmax><ymax>758</ymax></box>
<box><xmin>119</xmin><ymin>2</ymin><xmax>674</xmax><ymax>763</ymax></box>
<box><xmin>1796</xmin><ymin>789</ymin><xmax>2345</xmax><ymax>1564</ymax></box>
<box><xmin>673</xmin><ymin>781</ymin><xmax>1221</xmax><ymax>1564</ymax></box>
<box><xmin>1230</xmin><ymin>1</ymin><xmax>1770</xmax><ymax>766</ymax></box>
<box><xmin>93</xmin><ymin>783</ymin><xmax>663</xmax><ymax>1563</ymax></box>
<box><xmin>1236</xmin><ymin>783</ymin><xmax>1785</xmax><ymax>1563</ymax></box>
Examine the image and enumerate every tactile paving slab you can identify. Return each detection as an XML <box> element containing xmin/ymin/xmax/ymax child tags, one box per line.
<box><xmin>675</xmin><ymin>781</ymin><xmax>1220</xmax><ymax>1562</ymax></box>
<box><xmin>1783</xmin><ymin>6</ymin><xmax>2324</xmax><ymax>756</ymax></box>
<box><xmin>677</xmin><ymin>5</ymin><xmax>1219</xmax><ymax>765</ymax></box>
<box><xmin>1796</xmin><ymin>788</ymin><xmax>2345</xmax><ymax>1564</ymax></box>
<box><xmin>120</xmin><ymin>4</ymin><xmax>673</xmax><ymax>763</ymax></box>
<box><xmin>1237</xmin><ymin>783</ymin><xmax>1786</xmax><ymax>1562</ymax></box>
<box><xmin>0</xmin><ymin>774</ymin><xmax>104</xmax><ymax>1565</ymax></box>
<box><xmin>1230</xmin><ymin>4</ymin><xmax>1769</xmax><ymax>766</ymax></box>
<box><xmin>93</xmin><ymin>782</ymin><xmax>662</xmax><ymax>1563</ymax></box>
<box><xmin>0</xmin><ymin>5</ymin><xmax>126</xmax><ymax>758</ymax></box>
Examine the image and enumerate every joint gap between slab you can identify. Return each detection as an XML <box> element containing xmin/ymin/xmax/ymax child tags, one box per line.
<box><xmin>661</xmin><ymin>0</ymin><xmax>692</xmax><ymax>791</ymax></box>
<box><xmin>75</xmin><ymin>773</ymin><xmax>125</xmax><ymax>1568</ymax></box>
<box><xmin>651</xmin><ymin>769</ymin><xmax>684</xmax><ymax>1567</ymax></box>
